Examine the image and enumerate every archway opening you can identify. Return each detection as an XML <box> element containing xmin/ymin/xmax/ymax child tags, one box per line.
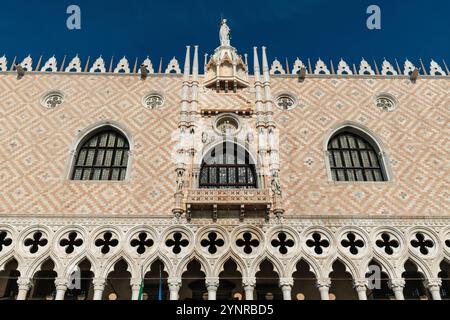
<box><xmin>218</xmin><ymin>259</ymin><xmax>243</xmax><ymax>300</ymax></box>
<box><xmin>180</xmin><ymin>260</ymin><xmax>206</xmax><ymax>301</ymax></box>
<box><xmin>402</xmin><ymin>260</ymin><xmax>429</xmax><ymax>300</ymax></box>
<box><xmin>292</xmin><ymin>260</ymin><xmax>320</xmax><ymax>300</ymax></box>
<box><xmin>255</xmin><ymin>260</ymin><xmax>282</xmax><ymax>301</ymax></box>
<box><xmin>143</xmin><ymin>260</ymin><xmax>169</xmax><ymax>301</ymax></box>
<box><xmin>329</xmin><ymin>260</ymin><xmax>358</xmax><ymax>300</ymax></box>
<box><xmin>0</xmin><ymin>259</ymin><xmax>19</xmax><ymax>300</ymax></box>
<box><xmin>103</xmin><ymin>259</ymin><xmax>131</xmax><ymax>300</ymax></box>
<box><xmin>200</xmin><ymin>142</ymin><xmax>257</xmax><ymax>189</ymax></box>
<box><xmin>65</xmin><ymin>259</ymin><xmax>94</xmax><ymax>300</ymax></box>
<box><xmin>438</xmin><ymin>260</ymin><xmax>450</xmax><ymax>300</ymax></box>
<box><xmin>365</xmin><ymin>260</ymin><xmax>394</xmax><ymax>300</ymax></box>
<box><xmin>30</xmin><ymin>259</ymin><xmax>57</xmax><ymax>300</ymax></box>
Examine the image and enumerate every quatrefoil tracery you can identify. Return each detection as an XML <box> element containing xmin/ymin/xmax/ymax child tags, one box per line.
<box><xmin>201</xmin><ymin>232</ymin><xmax>225</xmax><ymax>254</ymax></box>
<box><xmin>59</xmin><ymin>232</ymin><xmax>83</xmax><ymax>254</ymax></box>
<box><xmin>24</xmin><ymin>231</ymin><xmax>48</xmax><ymax>254</ymax></box>
<box><xmin>376</xmin><ymin>233</ymin><xmax>399</xmax><ymax>255</ymax></box>
<box><xmin>271</xmin><ymin>232</ymin><xmax>294</xmax><ymax>255</ymax></box>
<box><xmin>0</xmin><ymin>231</ymin><xmax>12</xmax><ymax>252</ymax></box>
<box><xmin>306</xmin><ymin>233</ymin><xmax>330</xmax><ymax>255</ymax></box>
<box><xmin>166</xmin><ymin>232</ymin><xmax>189</xmax><ymax>254</ymax></box>
<box><xmin>236</xmin><ymin>232</ymin><xmax>260</xmax><ymax>255</ymax></box>
<box><xmin>95</xmin><ymin>232</ymin><xmax>119</xmax><ymax>254</ymax></box>
<box><xmin>341</xmin><ymin>232</ymin><xmax>365</xmax><ymax>255</ymax></box>
<box><xmin>130</xmin><ymin>233</ymin><xmax>154</xmax><ymax>255</ymax></box>
<box><xmin>410</xmin><ymin>233</ymin><xmax>434</xmax><ymax>255</ymax></box>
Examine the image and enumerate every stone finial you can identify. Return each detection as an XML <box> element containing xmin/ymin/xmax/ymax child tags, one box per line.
<box><xmin>359</xmin><ymin>58</ymin><xmax>375</xmax><ymax>75</ymax></box>
<box><xmin>41</xmin><ymin>56</ymin><xmax>58</xmax><ymax>72</ymax></box>
<box><xmin>269</xmin><ymin>58</ymin><xmax>286</xmax><ymax>75</ymax></box>
<box><xmin>337</xmin><ymin>59</ymin><xmax>353</xmax><ymax>75</ymax></box>
<box><xmin>89</xmin><ymin>56</ymin><xmax>106</xmax><ymax>73</ymax></box>
<box><xmin>0</xmin><ymin>55</ymin><xmax>7</xmax><ymax>72</ymax></box>
<box><xmin>114</xmin><ymin>56</ymin><xmax>130</xmax><ymax>74</ymax></box>
<box><xmin>381</xmin><ymin>59</ymin><xmax>398</xmax><ymax>76</ymax></box>
<box><xmin>165</xmin><ymin>57</ymin><xmax>181</xmax><ymax>74</ymax></box>
<box><xmin>403</xmin><ymin>59</ymin><xmax>416</xmax><ymax>76</ymax></box>
<box><xmin>140</xmin><ymin>57</ymin><xmax>154</xmax><ymax>74</ymax></box>
<box><xmin>20</xmin><ymin>55</ymin><xmax>33</xmax><ymax>72</ymax></box>
<box><xmin>314</xmin><ymin>58</ymin><xmax>330</xmax><ymax>75</ymax></box>
<box><xmin>292</xmin><ymin>58</ymin><xmax>307</xmax><ymax>75</ymax></box>
<box><xmin>430</xmin><ymin>59</ymin><xmax>446</xmax><ymax>76</ymax></box>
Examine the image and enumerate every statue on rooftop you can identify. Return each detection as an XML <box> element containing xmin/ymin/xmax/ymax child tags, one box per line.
<box><xmin>219</xmin><ymin>18</ymin><xmax>231</xmax><ymax>47</ymax></box>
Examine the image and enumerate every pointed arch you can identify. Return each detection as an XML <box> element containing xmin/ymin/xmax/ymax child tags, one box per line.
<box><xmin>142</xmin><ymin>254</ymin><xmax>173</xmax><ymax>277</ymax></box>
<box><xmin>199</xmin><ymin>140</ymin><xmax>258</xmax><ymax>189</ymax></box>
<box><xmin>26</xmin><ymin>254</ymin><xmax>62</xmax><ymax>279</ymax></box>
<box><xmin>213</xmin><ymin>252</ymin><xmax>247</xmax><ymax>278</ymax></box>
<box><xmin>324</xmin><ymin>121</ymin><xmax>392</xmax><ymax>182</ymax></box>
<box><xmin>324</xmin><ymin>255</ymin><xmax>360</xmax><ymax>280</ymax></box>
<box><xmin>101</xmin><ymin>253</ymin><xmax>138</xmax><ymax>279</ymax></box>
<box><xmin>175</xmin><ymin>253</ymin><xmax>212</xmax><ymax>279</ymax></box>
<box><xmin>288</xmin><ymin>255</ymin><xmax>322</xmax><ymax>279</ymax></box>
<box><xmin>252</xmin><ymin>255</ymin><xmax>284</xmax><ymax>278</ymax></box>
<box><xmin>65</xmin><ymin>121</ymin><xmax>134</xmax><ymax>181</ymax></box>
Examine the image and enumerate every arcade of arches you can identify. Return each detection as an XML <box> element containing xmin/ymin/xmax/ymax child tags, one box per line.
<box><xmin>1</xmin><ymin>258</ymin><xmax>448</xmax><ymax>300</ymax></box>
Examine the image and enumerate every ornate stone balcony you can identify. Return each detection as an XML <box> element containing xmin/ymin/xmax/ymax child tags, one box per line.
<box><xmin>185</xmin><ymin>189</ymin><xmax>272</xmax><ymax>222</ymax></box>
<box><xmin>186</xmin><ymin>188</ymin><xmax>271</xmax><ymax>206</ymax></box>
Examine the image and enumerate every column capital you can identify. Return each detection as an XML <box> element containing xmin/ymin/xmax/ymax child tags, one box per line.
<box><xmin>17</xmin><ymin>277</ymin><xmax>32</xmax><ymax>289</ymax></box>
<box><xmin>168</xmin><ymin>277</ymin><xmax>182</xmax><ymax>288</ymax></box>
<box><xmin>92</xmin><ymin>278</ymin><xmax>106</xmax><ymax>290</ymax></box>
<box><xmin>130</xmin><ymin>278</ymin><xmax>143</xmax><ymax>288</ymax></box>
<box><xmin>353</xmin><ymin>278</ymin><xmax>368</xmax><ymax>289</ymax></box>
<box><xmin>242</xmin><ymin>277</ymin><xmax>256</xmax><ymax>288</ymax></box>
<box><xmin>389</xmin><ymin>278</ymin><xmax>405</xmax><ymax>289</ymax></box>
<box><xmin>425</xmin><ymin>278</ymin><xmax>442</xmax><ymax>289</ymax></box>
<box><xmin>54</xmin><ymin>278</ymin><xmax>69</xmax><ymax>289</ymax></box>
<box><xmin>316</xmin><ymin>278</ymin><xmax>331</xmax><ymax>288</ymax></box>
<box><xmin>205</xmin><ymin>277</ymin><xmax>220</xmax><ymax>289</ymax></box>
<box><xmin>279</xmin><ymin>277</ymin><xmax>294</xmax><ymax>288</ymax></box>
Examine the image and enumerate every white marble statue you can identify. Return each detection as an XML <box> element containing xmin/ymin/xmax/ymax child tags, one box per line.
<box><xmin>220</xmin><ymin>19</ymin><xmax>231</xmax><ymax>46</ymax></box>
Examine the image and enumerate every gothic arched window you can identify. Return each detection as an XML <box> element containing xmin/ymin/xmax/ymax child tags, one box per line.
<box><xmin>72</xmin><ymin>127</ymin><xmax>130</xmax><ymax>181</ymax></box>
<box><xmin>327</xmin><ymin>129</ymin><xmax>387</xmax><ymax>182</ymax></box>
<box><xmin>200</xmin><ymin>142</ymin><xmax>257</xmax><ymax>189</ymax></box>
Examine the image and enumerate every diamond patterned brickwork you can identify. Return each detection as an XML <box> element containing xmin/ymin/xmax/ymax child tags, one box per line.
<box><xmin>271</xmin><ymin>77</ymin><xmax>449</xmax><ymax>217</ymax></box>
<box><xmin>0</xmin><ymin>73</ymin><xmax>449</xmax><ymax>218</ymax></box>
<box><xmin>0</xmin><ymin>73</ymin><xmax>180</xmax><ymax>215</ymax></box>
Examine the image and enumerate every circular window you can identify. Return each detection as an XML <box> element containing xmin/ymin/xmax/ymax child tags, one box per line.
<box><xmin>275</xmin><ymin>93</ymin><xmax>297</xmax><ymax>110</ymax></box>
<box><xmin>142</xmin><ymin>92</ymin><xmax>165</xmax><ymax>110</ymax></box>
<box><xmin>40</xmin><ymin>91</ymin><xmax>64</xmax><ymax>109</ymax></box>
<box><xmin>214</xmin><ymin>114</ymin><xmax>240</xmax><ymax>136</ymax></box>
<box><xmin>374</xmin><ymin>93</ymin><xmax>397</xmax><ymax>112</ymax></box>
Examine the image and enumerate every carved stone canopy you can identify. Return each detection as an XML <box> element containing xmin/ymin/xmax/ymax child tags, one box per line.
<box><xmin>204</xmin><ymin>20</ymin><xmax>249</xmax><ymax>92</ymax></box>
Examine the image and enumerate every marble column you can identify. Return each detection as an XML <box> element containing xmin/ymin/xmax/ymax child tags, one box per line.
<box><xmin>317</xmin><ymin>278</ymin><xmax>331</xmax><ymax>301</ymax></box>
<box><xmin>54</xmin><ymin>278</ymin><xmax>68</xmax><ymax>301</ymax></box>
<box><xmin>389</xmin><ymin>279</ymin><xmax>405</xmax><ymax>301</ymax></box>
<box><xmin>131</xmin><ymin>278</ymin><xmax>142</xmax><ymax>301</ymax></box>
<box><xmin>92</xmin><ymin>278</ymin><xmax>106</xmax><ymax>301</ymax></box>
<box><xmin>279</xmin><ymin>278</ymin><xmax>294</xmax><ymax>300</ymax></box>
<box><xmin>16</xmin><ymin>278</ymin><xmax>32</xmax><ymax>301</ymax></box>
<box><xmin>354</xmin><ymin>279</ymin><xmax>368</xmax><ymax>300</ymax></box>
<box><xmin>243</xmin><ymin>277</ymin><xmax>256</xmax><ymax>301</ymax></box>
<box><xmin>426</xmin><ymin>279</ymin><xmax>442</xmax><ymax>301</ymax></box>
<box><xmin>206</xmin><ymin>278</ymin><xmax>220</xmax><ymax>301</ymax></box>
<box><xmin>168</xmin><ymin>278</ymin><xmax>182</xmax><ymax>301</ymax></box>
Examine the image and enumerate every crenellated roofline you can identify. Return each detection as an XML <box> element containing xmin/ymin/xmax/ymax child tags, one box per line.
<box><xmin>0</xmin><ymin>54</ymin><xmax>448</xmax><ymax>78</ymax></box>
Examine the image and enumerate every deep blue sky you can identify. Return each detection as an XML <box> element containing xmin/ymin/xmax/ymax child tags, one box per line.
<box><xmin>0</xmin><ymin>0</ymin><xmax>449</xmax><ymax>71</ymax></box>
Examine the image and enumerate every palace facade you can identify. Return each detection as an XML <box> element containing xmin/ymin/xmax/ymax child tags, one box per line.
<box><xmin>0</xmin><ymin>21</ymin><xmax>449</xmax><ymax>301</ymax></box>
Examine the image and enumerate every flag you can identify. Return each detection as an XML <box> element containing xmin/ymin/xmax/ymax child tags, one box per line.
<box><xmin>158</xmin><ymin>265</ymin><xmax>163</xmax><ymax>301</ymax></box>
<box><xmin>137</xmin><ymin>278</ymin><xmax>145</xmax><ymax>301</ymax></box>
